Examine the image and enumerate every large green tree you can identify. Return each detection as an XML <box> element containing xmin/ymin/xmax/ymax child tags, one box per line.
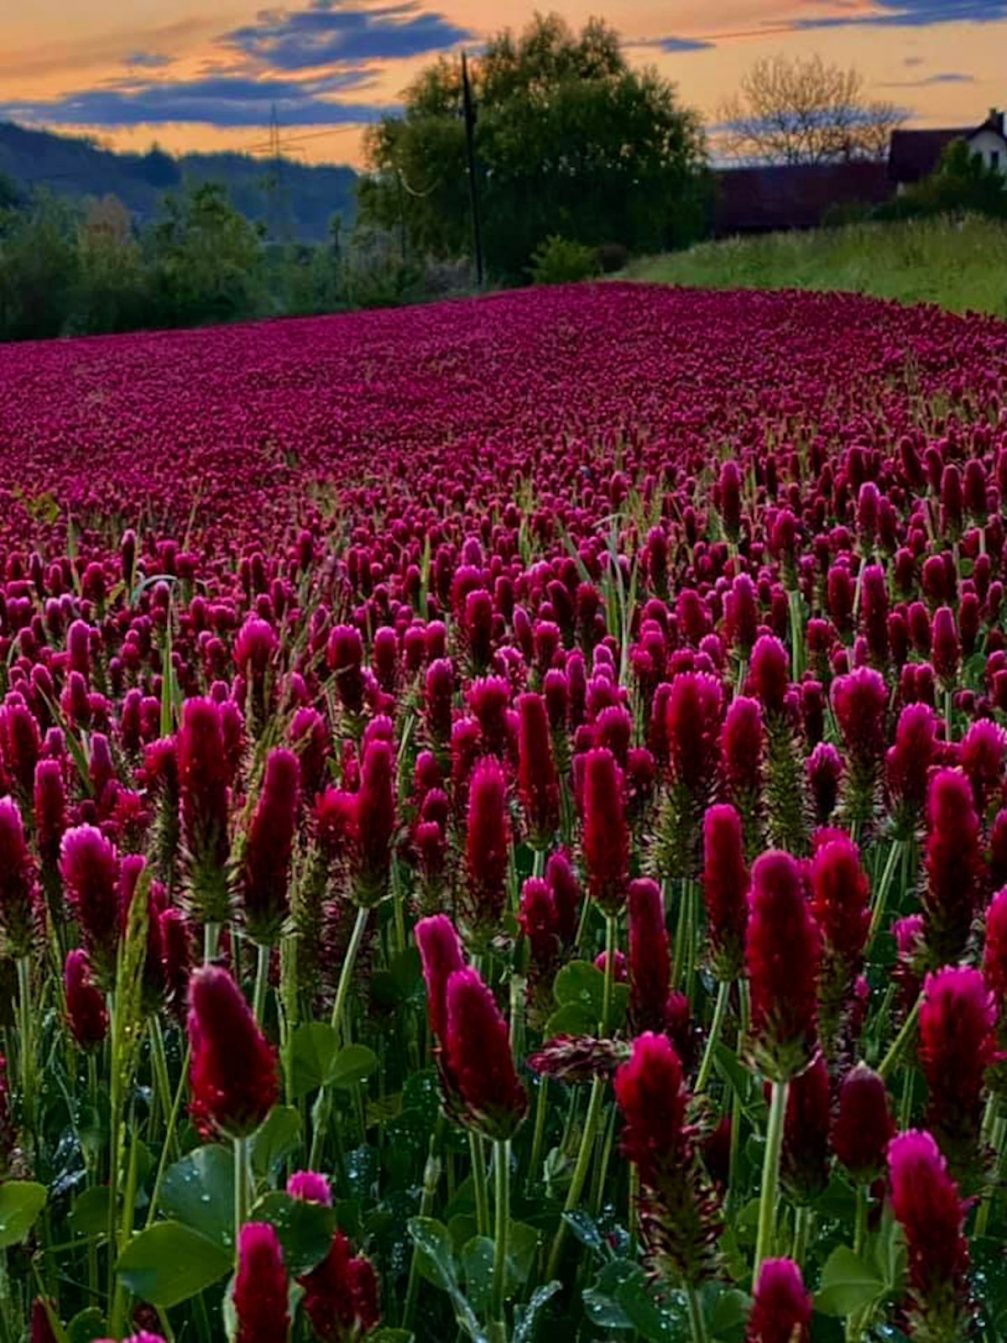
<box><xmin>359</xmin><ymin>13</ymin><xmax>709</xmax><ymax>280</ymax></box>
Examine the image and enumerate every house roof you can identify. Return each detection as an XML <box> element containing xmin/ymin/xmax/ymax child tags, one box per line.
<box><xmin>713</xmin><ymin>160</ymin><xmax>894</xmax><ymax>235</ymax></box>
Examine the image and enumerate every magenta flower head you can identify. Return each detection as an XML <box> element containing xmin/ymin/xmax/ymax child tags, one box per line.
<box><xmin>932</xmin><ymin>607</ymin><xmax>960</xmax><ymax>688</ymax></box>
<box><xmin>702</xmin><ymin>803</ymin><xmax>749</xmax><ymax>981</ymax></box>
<box><xmin>920</xmin><ymin>965</ymin><xmax>997</xmax><ymax>1165</ymax></box>
<box><xmin>859</xmin><ymin>563</ymin><xmax>889</xmax><ymax>667</ymax></box>
<box><xmin>887</xmin><ymin>1130</ymin><xmax>972</xmax><ymax>1339</ymax></box>
<box><xmin>233</xmin><ymin>1222</ymin><xmax>289</xmax><ymax>1343</ymax></box>
<box><xmin>444</xmin><ymin>967</ymin><xmax>526</xmax><ymax>1139</ymax></box>
<box><xmin>720</xmin><ymin>695</ymin><xmax>764</xmax><ymax>815</ymax></box>
<box><xmin>746</xmin><ymin>1259</ymin><xmax>812</xmax><ymax>1343</ymax></box>
<box><xmin>287</xmin><ymin>1170</ymin><xmax>332</xmax><ymax>1206</ymax></box>
<box><xmin>923</xmin><ymin>768</ymin><xmax>984</xmax><ymax>964</ymax></box>
<box><xmin>831</xmin><ymin>666</ymin><xmax>887</xmax><ymax>826</ymax></box>
<box><xmin>747</xmin><ymin>635</ymin><xmax>789</xmax><ymax>716</ymax></box>
<box><xmin>781</xmin><ymin>1052</ymin><xmax>830</xmax><ymax>1202</ymax></box>
<box><xmin>463</xmin><ymin>756</ymin><xmax>511</xmax><ymax>945</ymax></box>
<box><xmin>628</xmin><ymin>878</ymin><xmax>670</xmax><ymax>1031</ymax></box>
<box><xmin>298</xmin><ymin>1229</ymin><xmax>382</xmax><ymax>1342</ymax></box>
<box><xmin>0</xmin><ymin>796</ymin><xmax>36</xmax><ymax>959</ymax></box>
<box><xmin>187</xmin><ymin>966</ymin><xmax>278</xmax><ymax>1138</ymax></box>
<box><xmin>64</xmin><ymin>948</ymin><xmax>109</xmax><ymax>1050</ymax></box>
<box><xmin>516</xmin><ymin>692</ymin><xmax>560</xmax><ymax>849</ymax></box>
<box><xmin>831</xmin><ymin>1064</ymin><xmax>894</xmax><ymax>1183</ymax></box>
<box><xmin>240</xmin><ymin>748</ymin><xmax>299</xmax><ymax>946</ymax></box>
<box><xmin>810</xmin><ymin>831</ymin><xmax>870</xmax><ymax>1042</ymax></box>
<box><xmin>326</xmin><ymin>624</ymin><xmax>365</xmax><ymax>716</ymax></box>
<box><xmin>665</xmin><ymin>672</ymin><xmax>723</xmax><ymax>797</ymax></box>
<box><xmin>177</xmin><ymin>697</ymin><xmax>232</xmax><ymax>928</ymax></box>
<box><xmin>886</xmin><ymin>702</ymin><xmax>938</xmax><ymax>834</ymax></box>
<box><xmin>959</xmin><ymin>718</ymin><xmax>1007</xmax><ymax>818</ymax></box>
<box><xmin>746</xmin><ymin>851</ymin><xmax>820</xmax><ymax>1081</ymax></box>
<box><xmin>33</xmin><ymin>757</ymin><xmax>66</xmax><ymax>871</ymax></box>
<box><xmin>415</xmin><ymin>914</ymin><xmax>466</xmax><ymax>1045</ymax></box>
<box><xmin>582</xmin><ymin>747</ymin><xmax>628</xmax><ymax>914</ymax></box>
<box><xmin>60</xmin><ymin>824</ymin><xmax>120</xmax><ymax>984</ymax></box>
<box><xmin>983</xmin><ymin>887</ymin><xmax>1007</xmax><ymax>1006</ymax></box>
<box><xmin>613</xmin><ymin>1032</ymin><xmax>721</xmax><ymax>1286</ymax></box>
<box><xmin>354</xmin><ymin>736</ymin><xmax>396</xmax><ymax>907</ymax></box>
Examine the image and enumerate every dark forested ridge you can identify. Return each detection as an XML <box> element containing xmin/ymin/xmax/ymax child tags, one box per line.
<box><xmin>0</xmin><ymin>120</ymin><xmax>357</xmax><ymax>240</ymax></box>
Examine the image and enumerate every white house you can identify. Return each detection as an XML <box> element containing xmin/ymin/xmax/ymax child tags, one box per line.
<box><xmin>889</xmin><ymin>109</ymin><xmax>1007</xmax><ymax>187</ymax></box>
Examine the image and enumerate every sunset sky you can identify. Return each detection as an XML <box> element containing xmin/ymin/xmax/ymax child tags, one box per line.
<box><xmin>1</xmin><ymin>1</ymin><xmax>1004</xmax><ymax>167</ymax></box>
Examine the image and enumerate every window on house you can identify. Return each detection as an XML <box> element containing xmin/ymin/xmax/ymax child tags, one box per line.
<box><xmin>993</xmin><ymin>150</ymin><xmax>1002</xmax><ymax>170</ymax></box>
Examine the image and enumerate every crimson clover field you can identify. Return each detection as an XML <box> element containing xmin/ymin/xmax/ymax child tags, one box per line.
<box><xmin>1</xmin><ymin>282</ymin><xmax>1007</xmax><ymax>1342</ymax></box>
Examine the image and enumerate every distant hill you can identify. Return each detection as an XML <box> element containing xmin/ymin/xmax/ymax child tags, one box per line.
<box><xmin>0</xmin><ymin>121</ymin><xmax>358</xmax><ymax>242</ymax></box>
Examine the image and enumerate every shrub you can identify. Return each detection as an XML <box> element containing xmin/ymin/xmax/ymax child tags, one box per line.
<box><xmin>594</xmin><ymin>241</ymin><xmax>631</xmax><ymax>274</ymax></box>
<box><xmin>529</xmin><ymin>235</ymin><xmax>600</xmax><ymax>285</ymax></box>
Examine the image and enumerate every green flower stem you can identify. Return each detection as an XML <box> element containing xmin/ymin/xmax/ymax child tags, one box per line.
<box><xmin>109</xmin><ymin>1121</ymin><xmax>142</xmax><ymax>1337</ymax></box>
<box><xmin>878</xmin><ymin>993</ymin><xmax>922</xmax><ymax>1081</ymax></box>
<box><xmin>695</xmin><ymin>979</ymin><xmax>731</xmax><ymax>1094</ymax></box>
<box><xmin>490</xmin><ymin>1139</ymin><xmax>511</xmax><ymax>1340</ymax></box>
<box><xmin>234</xmin><ymin>1135</ymin><xmax>251</xmax><ymax>1258</ymax></box>
<box><xmin>148</xmin><ymin>1015</ymin><xmax>175</xmax><ymax>1151</ymax></box>
<box><xmin>203</xmin><ymin>920</ymin><xmax>220</xmax><ymax>964</ymax></box>
<box><xmin>16</xmin><ymin>956</ymin><xmax>33</xmax><ymax>1133</ymax></box>
<box><xmin>470</xmin><ymin>1132</ymin><xmax>491</xmax><ymax>1239</ymax></box>
<box><xmin>788</xmin><ymin>589</ymin><xmax>804</xmax><ymax>683</ymax></box>
<box><xmin>601</xmin><ymin>914</ymin><xmax>618</xmax><ymax>1034</ymax></box>
<box><xmin>309</xmin><ymin>904</ymin><xmax>370</xmax><ymax>1169</ymax></box>
<box><xmin>974</xmin><ymin>1105</ymin><xmax>1005</xmax><ymax>1238</ymax></box>
<box><xmin>847</xmin><ymin>1186</ymin><xmax>871</xmax><ymax>1342</ymax></box>
<box><xmin>331</xmin><ymin>904</ymin><xmax>370</xmax><ymax>1036</ymax></box>
<box><xmin>754</xmin><ymin>1079</ymin><xmax>789</xmax><ymax>1279</ymax></box>
<box><xmin>527</xmin><ymin>1078</ymin><xmax>549</xmax><ymax>1195</ymax></box>
<box><xmin>686</xmin><ymin>1285</ymin><xmax>709</xmax><ymax>1343</ymax></box>
<box><xmin>868</xmin><ymin>839</ymin><xmax>903</xmax><ymax>942</ymax></box>
<box><xmin>546</xmin><ymin>1075</ymin><xmax>606</xmax><ymax>1281</ymax></box>
<box><xmin>146</xmin><ymin>1043</ymin><xmax>192</xmax><ymax>1229</ymax></box>
<box><xmin>253</xmin><ymin>941</ymin><xmax>271</xmax><ymax>1026</ymax></box>
<box><xmin>403</xmin><ymin>1113</ymin><xmax>445</xmax><ymax>1330</ymax></box>
<box><xmin>791</xmin><ymin>1204</ymin><xmax>811</xmax><ymax>1265</ymax></box>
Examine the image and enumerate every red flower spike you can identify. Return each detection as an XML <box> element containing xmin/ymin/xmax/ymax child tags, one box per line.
<box><xmin>444</xmin><ymin>967</ymin><xmax>526</xmax><ymax>1140</ymax></box>
<box><xmin>581</xmin><ymin>747</ymin><xmax>628</xmax><ymax>914</ymax></box>
<box><xmin>746</xmin><ymin>1259</ymin><xmax>812</xmax><ymax>1343</ymax></box>
<box><xmin>187</xmin><ymin>966</ymin><xmax>278</xmax><ymax>1138</ymax></box>
<box><xmin>628</xmin><ymin>878</ymin><xmax>670</xmax><ymax>1032</ymax></box>
<box><xmin>233</xmin><ymin>1222</ymin><xmax>290</xmax><ymax>1343</ymax></box>
<box><xmin>745</xmin><ymin>850</ymin><xmax>820</xmax><ymax>1081</ymax></box>
<box><xmin>887</xmin><ymin>1130</ymin><xmax>973</xmax><ymax>1339</ymax></box>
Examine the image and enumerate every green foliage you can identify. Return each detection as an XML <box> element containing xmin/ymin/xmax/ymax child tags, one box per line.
<box><xmin>629</xmin><ymin>214</ymin><xmax>1007</xmax><ymax>317</ymax></box>
<box><xmin>360</xmin><ymin>12</ymin><xmax>709</xmax><ymax>281</ymax></box>
<box><xmin>878</xmin><ymin>139</ymin><xmax>1007</xmax><ymax>223</ymax></box>
<box><xmin>529</xmin><ymin>235</ymin><xmax>599</xmax><ymax>285</ymax></box>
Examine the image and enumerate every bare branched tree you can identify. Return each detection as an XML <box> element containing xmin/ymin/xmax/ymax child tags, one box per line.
<box><xmin>718</xmin><ymin>54</ymin><xmax>904</xmax><ymax>165</ymax></box>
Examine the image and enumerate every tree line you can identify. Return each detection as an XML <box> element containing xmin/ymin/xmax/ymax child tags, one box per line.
<box><xmin>0</xmin><ymin>13</ymin><xmax>1001</xmax><ymax>342</ymax></box>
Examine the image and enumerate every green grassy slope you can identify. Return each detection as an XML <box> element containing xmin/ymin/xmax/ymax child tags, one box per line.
<box><xmin>627</xmin><ymin>215</ymin><xmax>1007</xmax><ymax>317</ymax></box>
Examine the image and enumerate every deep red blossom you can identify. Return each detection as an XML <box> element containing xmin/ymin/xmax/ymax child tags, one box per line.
<box><xmin>60</xmin><ymin>824</ymin><xmax>120</xmax><ymax>981</ymax></box>
<box><xmin>887</xmin><ymin>1130</ymin><xmax>972</xmax><ymax>1336</ymax></box>
<box><xmin>628</xmin><ymin>878</ymin><xmax>670</xmax><ymax>1031</ymax></box>
<box><xmin>516</xmin><ymin>691</ymin><xmax>560</xmax><ymax>847</ymax></box>
<box><xmin>665</xmin><ymin>672</ymin><xmax>723</xmax><ymax>795</ymax></box>
<box><xmin>831</xmin><ymin>1064</ymin><xmax>893</xmax><ymax>1182</ymax></box>
<box><xmin>355</xmin><ymin>737</ymin><xmax>396</xmax><ymax>907</ymax></box>
<box><xmin>299</xmin><ymin>1230</ymin><xmax>381</xmax><ymax>1342</ymax></box>
<box><xmin>746</xmin><ymin>1259</ymin><xmax>812</xmax><ymax>1343</ymax></box>
<box><xmin>613</xmin><ymin>1031</ymin><xmax>688</xmax><ymax>1184</ymax></box>
<box><xmin>581</xmin><ymin>747</ymin><xmax>628</xmax><ymax>914</ymax></box>
<box><xmin>701</xmin><ymin>803</ymin><xmax>749</xmax><ymax>979</ymax></box>
<box><xmin>415</xmin><ymin>914</ymin><xmax>466</xmax><ymax>1044</ymax></box>
<box><xmin>747</xmin><ymin>636</ymin><xmax>789</xmax><ymax>715</ymax></box>
<box><xmin>463</xmin><ymin>756</ymin><xmax>511</xmax><ymax>940</ymax></box>
<box><xmin>64</xmin><ymin>948</ymin><xmax>109</xmax><ymax>1050</ymax></box>
<box><xmin>746</xmin><ymin>850</ymin><xmax>820</xmax><ymax>1080</ymax></box>
<box><xmin>240</xmin><ymin>747</ymin><xmax>300</xmax><ymax>945</ymax></box>
<box><xmin>444</xmin><ymin>967</ymin><xmax>526</xmax><ymax>1139</ymax></box>
<box><xmin>187</xmin><ymin>966</ymin><xmax>278</xmax><ymax>1138</ymax></box>
<box><xmin>233</xmin><ymin>1222</ymin><xmax>290</xmax><ymax>1343</ymax></box>
<box><xmin>923</xmin><ymin>768</ymin><xmax>985</xmax><ymax>963</ymax></box>
<box><xmin>919</xmin><ymin>965</ymin><xmax>997</xmax><ymax>1160</ymax></box>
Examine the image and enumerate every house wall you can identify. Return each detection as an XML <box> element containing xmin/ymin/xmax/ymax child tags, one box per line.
<box><xmin>967</xmin><ymin>129</ymin><xmax>1007</xmax><ymax>174</ymax></box>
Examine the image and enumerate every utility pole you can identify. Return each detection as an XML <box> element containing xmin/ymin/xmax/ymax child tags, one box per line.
<box><xmin>460</xmin><ymin>51</ymin><xmax>485</xmax><ymax>288</ymax></box>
